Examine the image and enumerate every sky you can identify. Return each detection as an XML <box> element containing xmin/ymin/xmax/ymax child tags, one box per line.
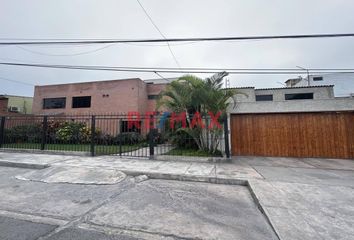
<box><xmin>0</xmin><ymin>0</ymin><xmax>354</xmax><ymax>97</ymax></box>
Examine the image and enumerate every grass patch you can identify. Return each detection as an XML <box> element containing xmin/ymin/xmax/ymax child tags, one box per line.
<box><xmin>164</xmin><ymin>148</ymin><xmax>221</xmax><ymax>157</ymax></box>
<box><xmin>1</xmin><ymin>143</ymin><xmax>144</xmax><ymax>155</ymax></box>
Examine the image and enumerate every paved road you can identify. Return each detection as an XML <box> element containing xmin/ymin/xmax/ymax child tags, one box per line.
<box><xmin>1</xmin><ymin>152</ymin><xmax>354</xmax><ymax>239</ymax></box>
<box><xmin>0</xmin><ymin>166</ymin><xmax>277</xmax><ymax>240</ymax></box>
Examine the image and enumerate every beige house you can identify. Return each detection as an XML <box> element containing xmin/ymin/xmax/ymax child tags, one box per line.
<box><xmin>0</xmin><ymin>95</ymin><xmax>33</xmax><ymax>115</ymax></box>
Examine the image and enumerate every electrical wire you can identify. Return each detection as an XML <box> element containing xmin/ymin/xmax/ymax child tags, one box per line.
<box><xmin>0</xmin><ymin>33</ymin><xmax>353</xmax><ymax>45</ymax></box>
<box><xmin>15</xmin><ymin>44</ymin><xmax>115</xmax><ymax>56</ymax></box>
<box><xmin>136</xmin><ymin>0</ymin><xmax>181</xmax><ymax>68</ymax></box>
<box><xmin>0</xmin><ymin>76</ymin><xmax>35</xmax><ymax>86</ymax></box>
<box><xmin>1</xmin><ymin>62</ymin><xmax>354</xmax><ymax>75</ymax></box>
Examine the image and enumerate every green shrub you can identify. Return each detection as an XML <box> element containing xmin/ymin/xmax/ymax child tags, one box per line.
<box><xmin>4</xmin><ymin>124</ymin><xmax>42</xmax><ymax>143</ymax></box>
<box><xmin>168</xmin><ymin>130</ymin><xmax>199</xmax><ymax>149</ymax></box>
<box><xmin>55</xmin><ymin>122</ymin><xmax>92</xmax><ymax>144</ymax></box>
<box><xmin>116</xmin><ymin>132</ymin><xmax>144</xmax><ymax>145</ymax></box>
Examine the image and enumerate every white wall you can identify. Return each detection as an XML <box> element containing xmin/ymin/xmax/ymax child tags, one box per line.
<box><xmin>292</xmin><ymin>73</ymin><xmax>354</xmax><ymax>97</ymax></box>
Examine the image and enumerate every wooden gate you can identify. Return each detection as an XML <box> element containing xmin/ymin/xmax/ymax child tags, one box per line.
<box><xmin>230</xmin><ymin>112</ymin><xmax>354</xmax><ymax>159</ymax></box>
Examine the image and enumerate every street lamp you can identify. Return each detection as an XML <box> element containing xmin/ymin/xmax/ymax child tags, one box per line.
<box><xmin>296</xmin><ymin>66</ymin><xmax>310</xmax><ymax>86</ymax></box>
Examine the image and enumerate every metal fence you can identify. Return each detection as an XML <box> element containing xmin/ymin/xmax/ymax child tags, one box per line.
<box><xmin>0</xmin><ymin>113</ymin><xmax>230</xmax><ymax>159</ymax></box>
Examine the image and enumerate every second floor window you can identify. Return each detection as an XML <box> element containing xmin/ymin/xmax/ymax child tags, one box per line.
<box><xmin>43</xmin><ymin>97</ymin><xmax>66</xmax><ymax>109</ymax></box>
<box><xmin>256</xmin><ymin>95</ymin><xmax>273</xmax><ymax>101</ymax></box>
<box><xmin>72</xmin><ymin>96</ymin><xmax>91</xmax><ymax>108</ymax></box>
<box><xmin>285</xmin><ymin>93</ymin><xmax>314</xmax><ymax>100</ymax></box>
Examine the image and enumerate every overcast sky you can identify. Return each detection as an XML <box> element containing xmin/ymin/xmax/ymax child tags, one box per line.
<box><xmin>1</xmin><ymin>0</ymin><xmax>354</xmax><ymax>96</ymax></box>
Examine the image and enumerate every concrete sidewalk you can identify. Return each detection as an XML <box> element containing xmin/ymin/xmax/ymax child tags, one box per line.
<box><xmin>0</xmin><ymin>151</ymin><xmax>354</xmax><ymax>240</ymax></box>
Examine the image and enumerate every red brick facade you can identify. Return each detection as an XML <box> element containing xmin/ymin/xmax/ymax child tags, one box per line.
<box><xmin>32</xmin><ymin>78</ymin><xmax>168</xmax><ymax>115</ymax></box>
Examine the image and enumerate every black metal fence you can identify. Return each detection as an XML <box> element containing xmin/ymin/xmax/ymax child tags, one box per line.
<box><xmin>0</xmin><ymin>114</ymin><xmax>230</xmax><ymax>159</ymax></box>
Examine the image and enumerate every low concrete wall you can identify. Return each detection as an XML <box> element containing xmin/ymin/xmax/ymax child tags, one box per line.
<box><xmin>229</xmin><ymin>98</ymin><xmax>354</xmax><ymax>114</ymax></box>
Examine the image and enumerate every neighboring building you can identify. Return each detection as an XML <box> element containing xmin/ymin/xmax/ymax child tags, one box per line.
<box><xmin>285</xmin><ymin>73</ymin><xmax>354</xmax><ymax>97</ymax></box>
<box><xmin>229</xmin><ymin>85</ymin><xmax>354</xmax><ymax>113</ymax></box>
<box><xmin>32</xmin><ymin>78</ymin><xmax>172</xmax><ymax>115</ymax></box>
<box><xmin>228</xmin><ymin>85</ymin><xmax>354</xmax><ymax>159</ymax></box>
<box><xmin>0</xmin><ymin>95</ymin><xmax>33</xmax><ymax>115</ymax></box>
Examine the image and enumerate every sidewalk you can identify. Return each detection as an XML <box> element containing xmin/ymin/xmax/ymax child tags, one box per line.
<box><xmin>0</xmin><ymin>151</ymin><xmax>263</xmax><ymax>184</ymax></box>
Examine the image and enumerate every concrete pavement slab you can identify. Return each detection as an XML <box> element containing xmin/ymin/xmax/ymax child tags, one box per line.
<box><xmin>236</xmin><ymin>156</ymin><xmax>315</xmax><ymax>168</ymax></box>
<box><xmin>16</xmin><ymin>166</ymin><xmax>127</xmax><ymax>185</ymax></box>
<box><xmin>250</xmin><ymin>179</ymin><xmax>354</xmax><ymax>240</ymax></box>
<box><xmin>301</xmin><ymin>158</ymin><xmax>354</xmax><ymax>171</ymax></box>
<box><xmin>183</xmin><ymin>162</ymin><xmax>215</xmax><ymax>176</ymax></box>
<box><xmin>48</xmin><ymin>227</ymin><xmax>145</xmax><ymax>240</ymax></box>
<box><xmin>0</xmin><ymin>152</ymin><xmax>73</xmax><ymax>169</ymax></box>
<box><xmin>0</xmin><ymin>215</ymin><xmax>57</xmax><ymax>240</ymax></box>
<box><xmin>216</xmin><ymin>163</ymin><xmax>264</xmax><ymax>179</ymax></box>
<box><xmin>253</xmin><ymin>165</ymin><xmax>354</xmax><ymax>186</ymax></box>
<box><xmin>87</xmin><ymin>179</ymin><xmax>277</xmax><ymax>240</ymax></box>
<box><xmin>0</xmin><ymin>167</ymin><xmax>133</xmax><ymax>220</ymax></box>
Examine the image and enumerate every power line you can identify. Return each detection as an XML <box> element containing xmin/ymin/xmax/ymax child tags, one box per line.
<box><xmin>136</xmin><ymin>0</ymin><xmax>181</xmax><ymax>68</ymax></box>
<box><xmin>1</xmin><ymin>61</ymin><xmax>354</xmax><ymax>75</ymax></box>
<box><xmin>0</xmin><ymin>76</ymin><xmax>35</xmax><ymax>86</ymax></box>
<box><xmin>0</xmin><ymin>33</ymin><xmax>354</xmax><ymax>45</ymax></box>
<box><xmin>15</xmin><ymin>44</ymin><xmax>115</xmax><ymax>57</ymax></box>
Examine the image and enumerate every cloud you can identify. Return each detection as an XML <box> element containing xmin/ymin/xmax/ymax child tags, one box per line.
<box><xmin>1</xmin><ymin>0</ymin><xmax>354</xmax><ymax>95</ymax></box>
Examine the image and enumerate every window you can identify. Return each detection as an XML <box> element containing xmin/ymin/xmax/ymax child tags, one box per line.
<box><xmin>313</xmin><ymin>76</ymin><xmax>323</xmax><ymax>81</ymax></box>
<box><xmin>256</xmin><ymin>94</ymin><xmax>273</xmax><ymax>101</ymax></box>
<box><xmin>148</xmin><ymin>95</ymin><xmax>159</xmax><ymax>100</ymax></box>
<box><xmin>43</xmin><ymin>98</ymin><xmax>66</xmax><ymax>109</ymax></box>
<box><xmin>285</xmin><ymin>93</ymin><xmax>313</xmax><ymax>100</ymax></box>
<box><xmin>72</xmin><ymin>96</ymin><xmax>91</xmax><ymax>108</ymax></box>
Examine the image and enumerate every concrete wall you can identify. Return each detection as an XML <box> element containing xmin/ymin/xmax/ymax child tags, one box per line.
<box><xmin>229</xmin><ymin>98</ymin><xmax>354</xmax><ymax>114</ymax></box>
<box><xmin>228</xmin><ymin>86</ymin><xmax>354</xmax><ymax>114</ymax></box>
<box><xmin>32</xmin><ymin>79</ymin><xmax>168</xmax><ymax>115</ymax></box>
<box><xmin>289</xmin><ymin>73</ymin><xmax>354</xmax><ymax>97</ymax></box>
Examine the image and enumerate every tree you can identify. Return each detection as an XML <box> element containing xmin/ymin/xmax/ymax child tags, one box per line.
<box><xmin>157</xmin><ymin>72</ymin><xmax>239</xmax><ymax>154</ymax></box>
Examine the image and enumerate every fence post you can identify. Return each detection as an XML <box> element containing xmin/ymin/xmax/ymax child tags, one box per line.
<box><xmin>0</xmin><ymin>116</ymin><xmax>5</xmax><ymax>148</ymax></box>
<box><xmin>149</xmin><ymin>115</ymin><xmax>155</xmax><ymax>159</ymax></box>
<box><xmin>41</xmin><ymin>116</ymin><xmax>48</xmax><ymax>151</ymax></box>
<box><xmin>223</xmin><ymin>115</ymin><xmax>231</xmax><ymax>160</ymax></box>
<box><xmin>90</xmin><ymin>115</ymin><xmax>96</xmax><ymax>157</ymax></box>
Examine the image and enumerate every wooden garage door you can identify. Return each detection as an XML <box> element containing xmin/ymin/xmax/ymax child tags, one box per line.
<box><xmin>231</xmin><ymin>112</ymin><xmax>354</xmax><ymax>159</ymax></box>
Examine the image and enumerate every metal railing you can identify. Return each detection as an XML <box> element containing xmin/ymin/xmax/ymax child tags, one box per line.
<box><xmin>0</xmin><ymin>113</ymin><xmax>230</xmax><ymax>159</ymax></box>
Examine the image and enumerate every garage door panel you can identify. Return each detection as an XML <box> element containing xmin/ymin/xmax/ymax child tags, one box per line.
<box><xmin>231</xmin><ymin>112</ymin><xmax>354</xmax><ymax>159</ymax></box>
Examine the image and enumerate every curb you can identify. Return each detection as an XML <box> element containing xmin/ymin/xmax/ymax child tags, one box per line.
<box><xmin>0</xmin><ymin>161</ymin><xmax>50</xmax><ymax>169</ymax></box>
<box><xmin>122</xmin><ymin>169</ymin><xmax>248</xmax><ymax>186</ymax></box>
<box><xmin>246</xmin><ymin>182</ymin><xmax>282</xmax><ymax>240</ymax></box>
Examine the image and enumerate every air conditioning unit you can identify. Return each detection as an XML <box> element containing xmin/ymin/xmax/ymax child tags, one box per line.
<box><xmin>8</xmin><ymin>106</ymin><xmax>20</xmax><ymax>112</ymax></box>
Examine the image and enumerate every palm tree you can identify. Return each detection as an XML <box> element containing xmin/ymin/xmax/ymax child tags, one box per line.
<box><xmin>158</xmin><ymin>72</ymin><xmax>239</xmax><ymax>154</ymax></box>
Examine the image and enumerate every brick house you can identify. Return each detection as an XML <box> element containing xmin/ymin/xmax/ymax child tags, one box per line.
<box><xmin>32</xmin><ymin>78</ymin><xmax>171</xmax><ymax>115</ymax></box>
<box><xmin>32</xmin><ymin>78</ymin><xmax>172</xmax><ymax>135</ymax></box>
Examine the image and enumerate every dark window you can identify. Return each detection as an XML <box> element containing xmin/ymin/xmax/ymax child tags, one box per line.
<box><xmin>72</xmin><ymin>96</ymin><xmax>91</xmax><ymax>108</ymax></box>
<box><xmin>256</xmin><ymin>94</ymin><xmax>273</xmax><ymax>101</ymax></box>
<box><xmin>43</xmin><ymin>98</ymin><xmax>66</xmax><ymax>109</ymax></box>
<box><xmin>313</xmin><ymin>76</ymin><xmax>323</xmax><ymax>81</ymax></box>
<box><xmin>285</xmin><ymin>93</ymin><xmax>313</xmax><ymax>100</ymax></box>
<box><xmin>148</xmin><ymin>95</ymin><xmax>159</xmax><ymax>100</ymax></box>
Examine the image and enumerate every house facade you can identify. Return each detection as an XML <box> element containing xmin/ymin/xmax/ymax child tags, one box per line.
<box><xmin>285</xmin><ymin>73</ymin><xmax>354</xmax><ymax>98</ymax></box>
<box><xmin>228</xmin><ymin>85</ymin><xmax>354</xmax><ymax>159</ymax></box>
<box><xmin>32</xmin><ymin>78</ymin><xmax>169</xmax><ymax>115</ymax></box>
<box><xmin>0</xmin><ymin>95</ymin><xmax>33</xmax><ymax>115</ymax></box>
